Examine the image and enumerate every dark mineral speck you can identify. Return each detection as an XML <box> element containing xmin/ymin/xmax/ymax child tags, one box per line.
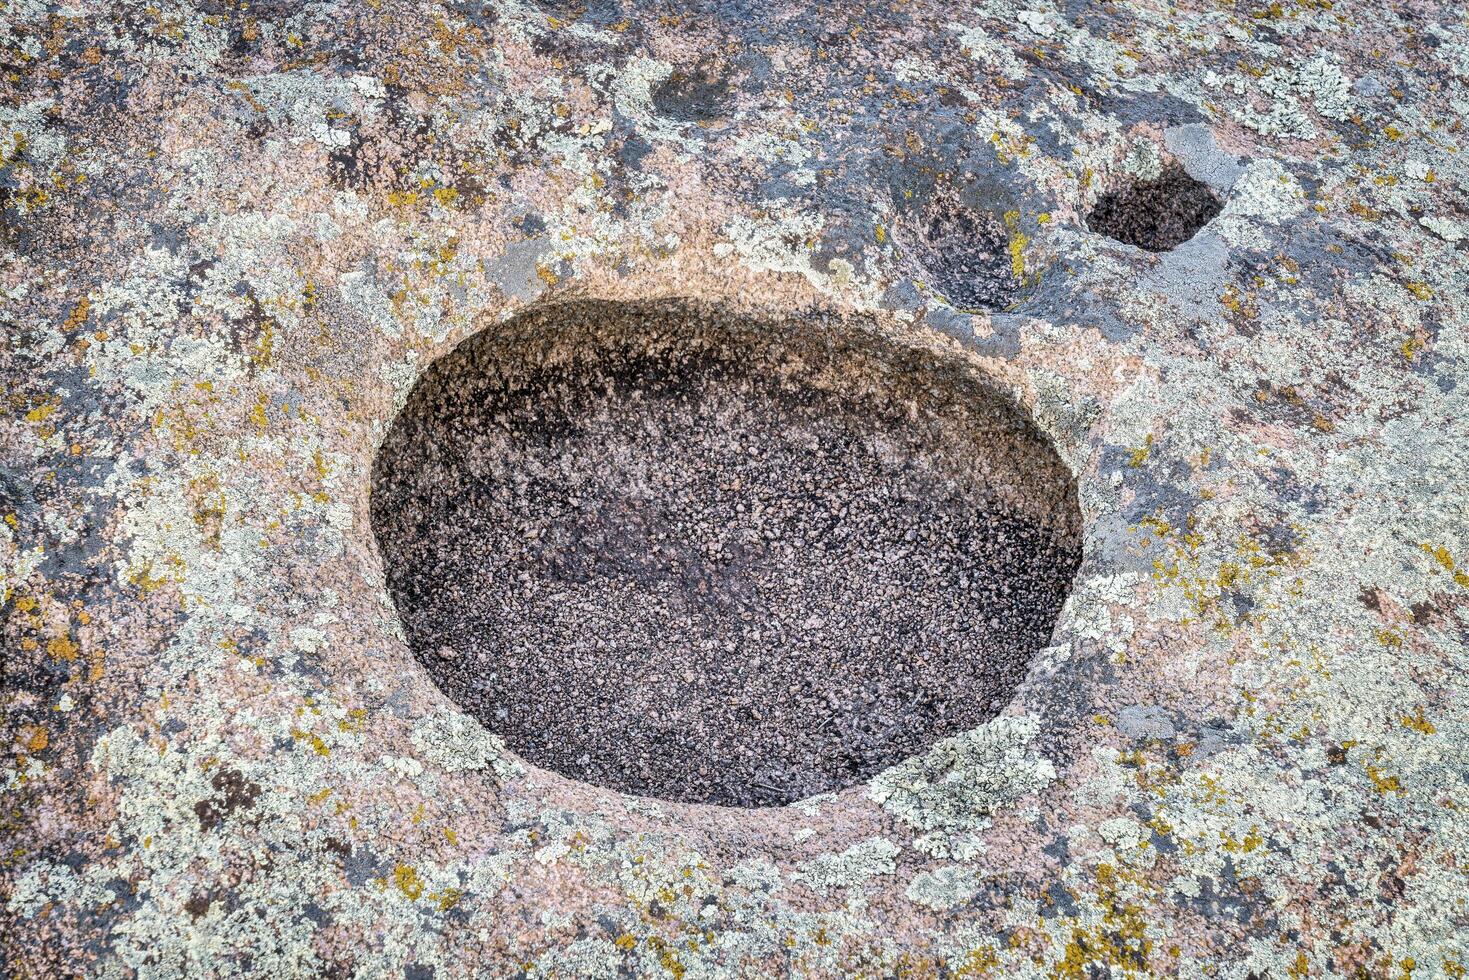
<box><xmin>370</xmin><ymin>301</ymin><xmax>1081</xmax><ymax>806</ymax></box>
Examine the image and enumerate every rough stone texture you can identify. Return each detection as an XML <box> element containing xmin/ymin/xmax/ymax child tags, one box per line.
<box><xmin>2</xmin><ymin>0</ymin><xmax>1467</xmax><ymax>977</ymax></box>
<box><xmin>371</xmin><ymin>300</ymin><xmax>1081</xmax><ymax>807</ymax></box>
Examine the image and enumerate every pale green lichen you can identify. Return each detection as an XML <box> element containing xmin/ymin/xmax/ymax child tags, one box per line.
<box><xmin>410</xmin><ymin>709</ymin><xmax>523</xmax><ymax>780</ymax></box>
<box><xmin>905</xmin><ymin>864</ymin><xmax>984</xmax><ymax>911</ymax></box>
<box><xmin>1213</xmin><ymin>159</ymin><xmax>1308</xmax><ymax>249</ymax></box>
<box><xmin>794</xmin><ymin>837</ymin><xmax>901</xmax><ymax>893</ymax></box>
<box><xmin>868</xmin><ymin>714</ymin><xmax>1056</xmax><ymax>857</ymax></box>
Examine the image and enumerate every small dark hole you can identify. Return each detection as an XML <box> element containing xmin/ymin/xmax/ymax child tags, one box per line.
<box><xmin>1087</xmin><ymin>163</ymin><xmax>1223</xmax><ymax>251</ymax></box>
<box><xmin>652</xmin><ymin>66</ymin><xmax>731</xmax><ymax>123</ymax></box>
<box><xmin>900</xmin><ymin>192</ymin><xmax>1019</xmax><ymax>311</ymax></box>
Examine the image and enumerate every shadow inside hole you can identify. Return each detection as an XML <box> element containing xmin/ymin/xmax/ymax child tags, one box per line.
<box><xmin>885</xmin><ymin>160</ymin><xmax>1028</xmax><ymax>311</ymax></box>
<box><xmin>652</xmin><ymin>65</ymin><xmax>732</xmax><ymax>123</ymax></box>
<box><xmin>1087</xmin><ymin>163</ymin><xmax>1223</xmax><ymax>251</ymax></box>
<box><xmin>370</xmin><ymin>300</ymin><xmax>1082</xmax><ymax>807</ymax></box>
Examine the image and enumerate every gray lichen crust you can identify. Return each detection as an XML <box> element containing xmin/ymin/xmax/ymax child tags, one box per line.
<box><xmin>2</xmin><ymin>0</ymin><xmax>1467</xmax><ymax>977</ymax></box>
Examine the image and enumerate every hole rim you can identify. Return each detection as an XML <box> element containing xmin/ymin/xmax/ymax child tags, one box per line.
<box><xmin>368</xmin><ymin>298</ymin><xmax>1086</xmax><ymax>810</ymax></box>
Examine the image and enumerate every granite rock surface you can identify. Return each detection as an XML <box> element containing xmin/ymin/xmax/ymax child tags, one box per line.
<box><xmin>3</xmin><ymin>0</ymin><xmax>1468</xmax><ymax>976</ymax></box>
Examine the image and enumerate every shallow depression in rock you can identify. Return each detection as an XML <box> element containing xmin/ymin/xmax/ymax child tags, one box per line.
<box><xmin>370</xmin><ymin>301</ymin><xmax>1082</xmax><ymax>807</ymax></box>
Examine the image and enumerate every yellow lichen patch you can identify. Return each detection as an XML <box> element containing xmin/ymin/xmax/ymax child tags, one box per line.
<box><xmin>1217</xmin><ymin>562</ymin><xmax>1242</xmax><ymax>590</ymax></box>
<box><xmin>1141</xmin><ymin>516</ymin><xmax>1300</xmax><ymax>635</ymax></box>
<box><xmin>1365</xmin><ymin>763</ymin><xmax>1402</xmax><ymax>795</ymax></box>
<box><xmin>250</xmin><ymin>320</ymin><xmax>276</xmax><ymax>368</ymax></box>
<box><xmin>21</xmin><ymin>725</ymin><xmax>49</xmax><ymax>752</ymax></box>
<box><xmin>1376</xmin><ymin>628</ymin><xmax>1404</xmax><ymax>649</ymax></box>
<box><xmin>129</xmin><ymin>558</ymin><xmax>180</xmax><ymax>595</ymax></box>
<box><xmin>1403</xmin><ymin>282</ymin><xmax>1433</xmax><ymax>301</ymax></box>
<box><xmin>46</xmin><ymin>634</ymin><xmax>79</xmax><ymax>662</ymax></box>
<box><xmin>1115</xmin><ymin>746</ymin><xmax>1179</xmax><ymax>795</ymax></box>
<box><xmin>1349</xmin><ymin>200</ymin><xmax>1382</xmax><ymax>222</ymax></box>
<box><xmin>152</xmin><ymin>398</ymin><xmax>215</xmax><ymax>454</ymax></box>
<box><xmin>1050</xmin><ymin>864</ymin><xmax>1155</xmax><ymax>979</ymax></box>
<box><xmin>24</xmin><ymin>398</ymin><xmax>58</xmax><ymax>424</ymax></box>
<box><xmin>1400</xmin><ymin>707</ymin><xmax>1436</xmax><ymax>735</ymax></box>
<box><xmin>1</xmin><ymin>130</ymin><xmax>29</xmax><ymax>166</ymax></box>
<box><xmin>290</xmin><ymin>729</ymin><xmax>331</xmax><ymax>757</ymax></box>
<box><xmin>1221</xmin><ymin>825</ymin><xmax>1264</xmax><ymax>853</ymax></box>
<box><xmin>392</xmin><ymin>863</ymin><xmax>425</xmax><ymax>900</ymax></box>
<box><xmin>223</xmin><ymin>80</ymin><xmax>267</xmax><ymax>114</ymax></box>
<box><xmin>248</xmin><ymin>394</ymin><xmax>269</xmax><ymax>432</ymax></box>
<box><xmin>63</xmin><ymin>296</ymin><xmax>91</xmax><ymax>331</ymax></box>
<box><xmin>954</xmin><ymin>944</ymin><xmax>1002</xmax><ymax>977</ymax></box>
<box><xmin>1003</xmin><ymin>209</ymin><xmax>1028</xmax><ymax>280</ymax></box>
<box><xmin>1128</xmin><ymin>434</ymin><xmax>1153</xmax><ymax>468</ymax></box>
<box><xmin>1219</xmin><ymin>282</ymin><xmax>1260</xmax><ymax>320</ymax></box>
<box><xmin>614</xmin><ymin>933</ymin><xmax>637</xmax><ymax>951</ymax></box>
<box><xmin>1421</xmin><ymin>542</ymin><xmax>1469</xmax><ymax>588</ymax></box>
<box><xmin>432</xmin><ymin>887</ymin><xmax>463</xmax><ymax>911</ymax></box>
<box><xmin>387</xmin><ymin>189</ymin><xmax>420</xmax><ymax>209</ymax></box>
<box><xmin>645</xmin><ymin>935</ymin><xmax>686</xmax><ymax>979</ymax></box>
<box><xmin>1423</xmin><ymin>543</ymin><xmax>1454</xmax><ymax>569</ymax></box>
<box><xmin>1136</xmin><ymin>514</ymin><xmax>1172</xmax><ymax>544</ymax></box>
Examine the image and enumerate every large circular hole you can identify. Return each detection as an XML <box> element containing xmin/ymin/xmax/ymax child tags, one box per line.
<box><xmin>370</xmin><ymin>301</ymin><xmax>1081</xmax><ymax>806</ymax></box>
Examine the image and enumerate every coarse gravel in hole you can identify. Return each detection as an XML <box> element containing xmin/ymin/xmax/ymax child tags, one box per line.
<box><xmin>1087</xmin><ymin>162</ymin><xmax>1223</xmax><ymax>251</ymax></box>
<box><xmin>370</xmin><ymin>301</ymin><xmax>1081</xmax><ymax>807</ymax></box>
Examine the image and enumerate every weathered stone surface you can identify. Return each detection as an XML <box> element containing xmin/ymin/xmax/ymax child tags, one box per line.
<box><xmin>2</xmin><ymin>0</ymin><xmax>1466</xmax><ymax>976</ymax></box>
